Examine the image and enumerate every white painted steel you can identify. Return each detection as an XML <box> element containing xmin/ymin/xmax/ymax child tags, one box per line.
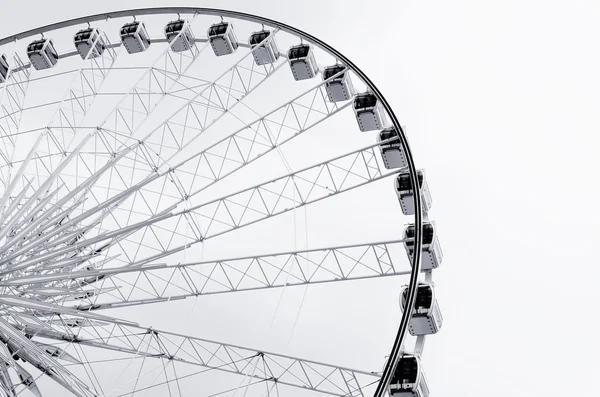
<box><xmin>0</xmin><ymin>8</ymin><xmax>438</xmax><ymax>397</ymax></box>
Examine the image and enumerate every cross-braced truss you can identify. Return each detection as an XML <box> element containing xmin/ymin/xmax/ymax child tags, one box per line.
<box><xmin>0</xmin><ymin>10</ymin><xmax>425</xmax><ymax>397</ymax></box>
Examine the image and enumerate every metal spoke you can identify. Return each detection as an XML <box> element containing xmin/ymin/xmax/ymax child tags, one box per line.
<box><xmin>0</xmin><ymin>239</ymin><xmax>410</xmax><ymax>310</ymax></box>
<box><xmin>0</xmin><ymin>8</ymin><xmax>434</xmax><ymax>397</ymax></box>
<box><xmin>14</xmin><ymin>317</ymin><xmax>379</xmax><ymax>397</ymax></box>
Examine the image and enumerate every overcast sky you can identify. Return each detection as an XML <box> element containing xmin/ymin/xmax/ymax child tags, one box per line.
<box><xmin>0</xmin><ymin>0</ymin><xmax>598</xmax><ymax>396</ymax></box>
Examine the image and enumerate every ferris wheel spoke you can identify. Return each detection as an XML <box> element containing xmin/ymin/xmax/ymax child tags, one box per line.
<box><xmin>80</xmin><ymin>69</ymin><xmax>352</xmax><ymax>260</ymax></box>
<box><xmin>0</xmin><ymin>84</ymin><xmax>372</xmax><ymax>317</ymax></box>
<box><xmin>0</xmin><ymin>48</ymin><xmax>31</xmax><ymax>189</ymax></box>
<box><xmin>22</xmin><ymin>35</ymin><xmax>295</xmax><ymax>266</ymax></box>
<box><xmin>0</xmin><ymin>9</ymin><xmax>435</xmax><ymax>397</ymax></box>
<box><xmin>0</xmin><ymin>41</ymin><xmax>337</xmax><ymax>275</ymax></box>
<box><xmin>0</xmin><ymin>238</ymin><xmax>409</xmax><ymax>306</ymax></box>
<box><xmin>14</xmin><ymin>33</ymin><xmax>211</xmax><ymax>222</ymax></box>
<box><xmin>42</xmin><ymin>34</ymin><xmax>289</xmax><ymax>241</ymax></box>
<box><xmin>78</xmin><ymin>14</ymin><xmax>249</xmax><ymax>163</ymax></box>
<box><xmin>0</xmin><ymin>315</ymin><xmax>98</xmax><ymax>397</ymax></box>
<box><xmin>5</xmin><ymin>34</ymin><xmax>121</xmax><ymax>223</ymax></box>
<box><xmin>0</xmin><ymin>135</ymin><xmax>116</xmax><ymax>250</ymax></box>
<box><xmin>173</xmin><ymin>141</ymin><xmax>389</xmax><ymax>240</ymax></box>
<box><xmin>13</xmin><ymin>16</ymin><xmax>211</xmax><ymax>208</ymax></box>
<box><xmin>91</xmin><ymin>64</ymin><xmax>343</xmax><ymax>229</ymax></box>
<box><xmin>0</xmin><ymin>140</ymin><xmax>391</xmax><ymax>286</ymax></box>
<box><xmin>20</xmin><ymin>319</ymin><xmax>379</xmax><ymax>397</ymax></box>
<box><xmin>87</xmin><ymin>240</ymin><xmax>408</xmax><ymax>310</ymax></box>
<box><xmin>35</xmin><ymin>21</ymin><xmax>119</xmax><ymax>158</ymax></box>
<box><xmin>9</xmin><ymin>139</ymin><xmax>389</xmax><ymax>278</ymax></box>
<box><xmin>0</xmin><ymin>131</ymin><xmax>95</xmax><ymax>249</ymax></box>
<box><xmin>98</xmin><ymin>37</ymin><xmax>209</xmax><ymax>141</ymax></box>
<box><xmin>10</xmin><ymin>32</ymin><xmax>279</xmax><ymax>215</ymax></box>
<box><xmin>35</xmin><ymin>51</ymin><xmax>208</xmax><ymax>182</ymax></box>
<box><xmin>162</xmin><ymin>67</ymin><xmax>350</xmax><ymax>199</ymax></box>
<box><xmin>117</xmin><ymin>30</ymin><xmax>286</xmax><ymax>164</ymax></box>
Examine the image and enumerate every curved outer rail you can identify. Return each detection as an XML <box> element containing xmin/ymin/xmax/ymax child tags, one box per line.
<box><xmin>0</xmin><ymin>8</ymin><xmax>424</xmax><ymax>397</ymax></box>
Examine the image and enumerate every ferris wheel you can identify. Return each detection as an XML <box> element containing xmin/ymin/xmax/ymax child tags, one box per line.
<box><xmin>0</xmin><ymin>7</ymin><xmax>444</xmax><ymax>397</ymax></box>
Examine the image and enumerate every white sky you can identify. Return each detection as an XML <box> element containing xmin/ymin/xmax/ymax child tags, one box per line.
<box><xmin>1</xmin><ymin>0</ymin><xmax>599</xmax><ymax>396</ymax></box>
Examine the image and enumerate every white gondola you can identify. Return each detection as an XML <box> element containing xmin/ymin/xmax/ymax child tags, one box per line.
<box><xmin>74</xmin><ymin>28</ymin><xmax>106</xmax><ymax>59</ymax></box>
<box><xmin>0</xmin><ymin>54</ymin><xmax>8</xmax><ymax>83</ymax></box>
<box><xmin>249</xmin><ymin>30</ymin><xmax>279</xmax><ymax>65</ymax></box>
<box><xmin>389</xmin><ymin>354</ymin><xmax>430</xmax><ymax>397</ymax></box>
<box><xmin>322</xmin><ymin>65</ymin><xmax>355</xmax><ymax>102</ymax></box>
<box><xmin>403</xmin><ymin>222</ymin><xmax>443</xmax><ymax>270</ymax></box>
<box><xmin>378</xmin><ymin>127</ymin><xmax>407</xmax><ymax>169</ymax></box>
<box><xmin>400</xmin><ymin>283</ymin><xmax>443</xmax><ymax>336</ymax></box>
<box><xmin>26</xmin><ymin>39</ymin><xmax>59</xmax><ymax>70</ymax></box>
<box><xmin>120</xmin><ymin>21</ymin><xmax>151</xmax><ymax>54</ymax></box>
<box><xmin>165</xmin><ymin>19</ymin><xmax>195</xmax><ymax>52</ymax></box>
<box><xmin>208</xmin><ymin>22</ymin><xmax>238</xmax><ymax>56</ymax></box>
<box><xmin>395</xmin><ymin>170</ymin><xmax>432</xmax><ymax>215</ymax></box>
<box><xmin>353</xmin><ymin>92</ymin><xmax>388</xmax><ymax>131</ymax></box>
<box><xmin>287</xmin><ymin>44</ymin><xmax>318</xmax><ymax>81</ymax></box>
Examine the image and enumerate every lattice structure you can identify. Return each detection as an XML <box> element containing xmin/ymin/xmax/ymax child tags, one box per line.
<box><xmin>0</xmin><ymin>8</ymin><xmax>438</xmax><ymax>397</ymax></box>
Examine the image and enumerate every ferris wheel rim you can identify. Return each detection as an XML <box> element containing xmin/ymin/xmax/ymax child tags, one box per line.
<box><xmin>0</xmin><ymin>7</ymin><xmax>426</xmax><ymax>397</ymax></box>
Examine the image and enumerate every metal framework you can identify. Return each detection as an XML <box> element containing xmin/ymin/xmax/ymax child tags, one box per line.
<box><xmin>0</xmin><ymin>7</ymin><xmax>436</xmax><ymax>397</ymax></box>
